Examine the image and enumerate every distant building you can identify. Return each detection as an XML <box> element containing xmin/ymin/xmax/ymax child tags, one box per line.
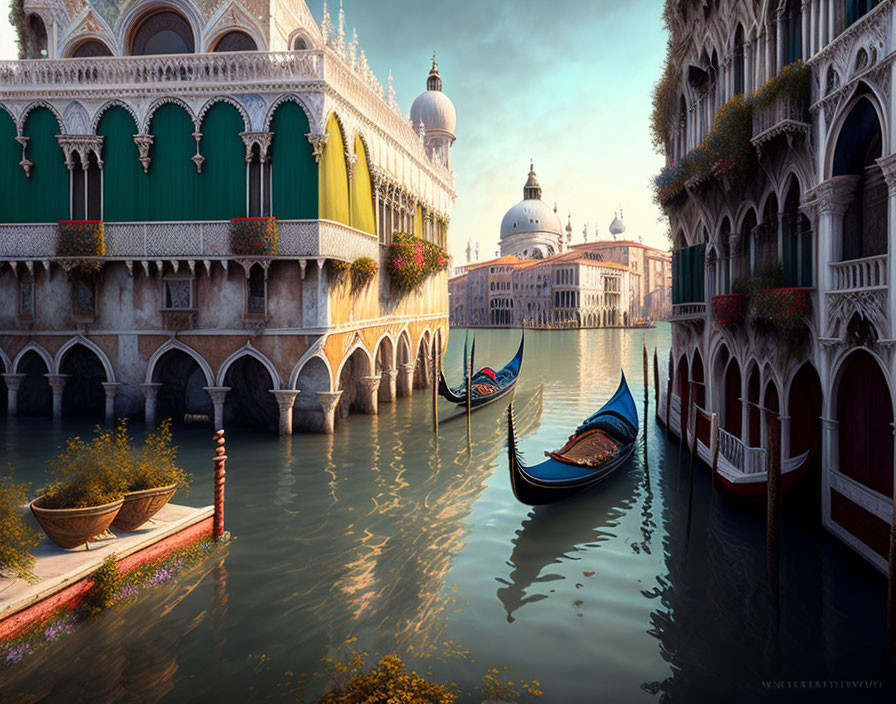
<box><xmin>449</xmin><ymin>165</ymin><xmax>671</xmax><ymax>327</ymax></box>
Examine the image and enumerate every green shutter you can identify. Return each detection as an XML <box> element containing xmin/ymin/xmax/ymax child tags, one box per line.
<box><xmin>271</xmin><ymin>102</ymin><xmax>318</xmax><ymax>220</ymax></box>
<box><xmin>0</xmin><ymin>109</ymin><xmax>23</xmax><ymax>223</ymax></box>
<box><xmin>147</xmin><ymin>104</ymin><xmax>201</xmax><ymax>221</ymax></box>
<box><xmin>17</xmin><ymin>108</ymin><xmax>68</xmax><ymax>223</ymax></box>
<box><xmin>97</xmin><ymin>107</ymin><xmax>147</xmax><ymax>222</ymax></box>
<box><xmin>199</xmin><ymin>103</ymin><xmax>246</xmax><ymax>220</ymax></box>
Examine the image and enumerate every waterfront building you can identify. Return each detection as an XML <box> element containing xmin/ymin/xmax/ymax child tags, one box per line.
<box><xmin>0</xmin><ymin>0</ymin><xmax>457</xmax><ymax>435</ymax></box>
<box><xmin>656</xmin><ymin>0</ymin><xmax>895</xmax><ymax>571</ymax></box>
<box><xmin>498</xmin><ymin>163</ymin><xmax>564</xmax><ymax>260</ymax></box>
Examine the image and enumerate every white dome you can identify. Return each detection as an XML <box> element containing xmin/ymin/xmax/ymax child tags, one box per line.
<box><xmin>410</xmin><ymin>90</ymin><xmax>457</xmax><ymax>135</ymax></box>
<box><xmin>500</xmin><ymin>199</ymin><xmax>563</xmax><ymax>240</ymax></box>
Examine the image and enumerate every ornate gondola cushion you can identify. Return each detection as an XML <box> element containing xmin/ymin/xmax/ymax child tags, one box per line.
<box><xmin>471</xmin><ymin>382</ymin><xmax>500</xmax><ymax>397</ymax></box>
<box><xmin>546</xmin><ymin>429</ymin><xmax>620</xmax><ymax>467</ymax></box>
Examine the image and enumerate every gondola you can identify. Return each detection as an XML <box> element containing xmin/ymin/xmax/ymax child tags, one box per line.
<box><xmin>507</xmin><ymin>372</ymin><xmax>638</xmax><ymax>506</ymax></box>
<box><xmin>438</xmin><ymin>333</ymin><xmax>524</xmax><ymax>411</ymax></box>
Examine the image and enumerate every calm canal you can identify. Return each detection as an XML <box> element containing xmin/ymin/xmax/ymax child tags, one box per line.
<box><xmin>2</xmin><ymin>325</ymin><xmax>894</xmax><ymax>703</ymax></box>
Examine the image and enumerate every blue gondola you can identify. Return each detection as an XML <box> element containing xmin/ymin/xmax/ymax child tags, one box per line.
<box><xmin>438</xmin><ymin>333</ymin><xmax>524</xmax><ymax>411</ymax></box>
<box><xmin>507</xmin><ymin>372</ymin><xmax>638</xmax><ymax>505</ymax></box>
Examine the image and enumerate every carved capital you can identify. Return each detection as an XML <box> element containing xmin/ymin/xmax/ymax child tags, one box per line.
<box><xmin>876</xmin><ymin>153</ymin><xmax>896</xmax><ymax>196</ymax></box>
<box><xmin>240</xmin><ymin>131</ymin><xmax>274</xmax><ymax>163</ymax></box>
<box><xmin>305</xmin><ymin>132</ymin><xmax>329</xmax><ymax>163</ymax></box>
<box><xmin>812</xmin><ymin>175</ymin><xmax>861</xmax><ymax>216</ymax></box>
<box><xmin>15</xmin><ymin>136</ymin><xmax>31</xmax><ymax>177</ymax></box>
<box><xmin>316</xmin><ymin>390</ymin><xmax>343</xmax><ymax>414</ymax></box>
<box><xmin>203</xmin><ymin>386</ymin><xmax>231</xmax><ymax>405</ymax></box>
<box><xmin>270</xmin><ymin>389</ymin><xmax>300</xmax><ymax>412</ymax></box>
<box><xmin>57</xmin><ymin>135</ymin><xmax>105</xmax><ymax>171</ymax></box>
<box><xmin>133</xmin><ymin>134</ymin><xmax>154</xmax><ymax>174</ymax></box>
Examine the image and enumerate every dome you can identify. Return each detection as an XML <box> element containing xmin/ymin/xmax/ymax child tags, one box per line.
<box><xmin>410</xmin><ymin>57</ymin><xmax>456</xmax><ymax>135</ymax></box>
<box><xmin>410</xmin><ymin>90</ymin><xmax>457</xmax><ymax>134</ymax></box>
<box><xmin>609</xmin><ymin>211</ymin><xmax>626</xmax><ymax>236</ymax></box>
<box><xmin>500</xmin><ymin>199</ymin><xmax>563</xmax><ymax>240</ymax></box>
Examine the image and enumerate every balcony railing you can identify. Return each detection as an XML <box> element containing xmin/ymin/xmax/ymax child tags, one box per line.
<box><xmin>0</xmin><ymin>220</ymin><xmax>378</xmax><ymax>261</ymax></box>
<box><xmin>751</xmin><ymin>94</ymin><xmax>810</xmax><ymax>146</ymax></box>
<box><xmin>671</xmin><ymin>302</ymin><xmax>707</xmax><ymax>321</ymax></box>
<box><xmin>718</xmin><ymin>428</ymin><xmax>766</xmax><ymax>474</ymax></box>
<box><xmin>829</xmin><ymin>255</ymin><xmax>888</xmax><ymax>292</ymax></box>
<box><xmin>0</xmin><ymin>51</ymin><xmax>324</xmax><ymax>94</ymax></box>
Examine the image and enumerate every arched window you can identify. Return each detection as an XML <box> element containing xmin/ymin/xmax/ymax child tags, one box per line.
<box><xmin>213</xmin><ymin>31</ymin><xmax>257</xmax><ymax>52</ymax></box>
<box><xmin>293</xmin><ymin>36</ymin><xmax>308</xmax><ymax>50</ymax></box>
<box><xmin>782</xmin><ymin>180</ymin><xmax>813</xmax><ymax>286</ymax></box>
<box><xmin>783</xmin><ymin>0</ymin><xmax>802</xmax><ymax>65</ymax></box>
<box><xmin>759</xmin><ymin>194</ymin><xmax>779</xmax><ymax>274</ymax></box>
<box><xmin>733</xmin><ymin>25</ymin><xmax>745</xmax><ymax>96</ymax></box>
<box><xmin>130</xmin><ymin>9</ymin><xmax>195</xmax><ymax>55</ymax></box>
<box><xmin>741</xmin><ymin>209</ymin><xmax>758</xmax><ymax>278</ymax></box>
<box><xmin>22</xmin><ymin>14</ymin><xmax>48</xmax><ymax>59</ymax></box>
<box><xmin>833</xmin><ymin>96</ymin><xmax>885</xmax><ymax>261</ymax></box>
<box><xmin>71</xmin><ymin>40</ymin><xmax>113</xmax><ymax>58</ymax></box>
<box><xmin>677</xmin><ymin>95</ymin><xmax>687</xmax><ymax>161</ymax></box>
<box><xmin>719</xmin><ymin>217</ymin><xmax>731</xmax><ymax>294</ymax></box>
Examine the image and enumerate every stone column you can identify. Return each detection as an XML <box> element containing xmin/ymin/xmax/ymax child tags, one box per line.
<box><xmin>821</xmin><ymin>417</ymin><xmax>839</xmax><ymax>522</ymax></box>
<box><xmin>101</xmin><ymin>382</ymin><xmax>121</xmax><ymax>424</ymax></box>
<box><xmin>359</xmin><ymin>376</ymin><xmax>381</xmax><ymax>415</ymax></box>
<box><xmin>876</xmin><ymin>155</ymin><xmax>896</xmax><ymax>332</ymax></box>
<box><xmin>270</xmin><ymin>390</ymin><xmax>300</xmax><ymax>436</ymax></box>
<box><xmin>44</xmin><ymin>374</ymin><xmax>70</xmax><ymax>419</ymax></box>
<box><xmin>316</xmin><ymin>391</ymin><xmax>343</xmax><ymax>434</ymax></box>
<box><xmin>140</xmin><ymin>382</ymin><xmax>162</xmax><ymax>427</ymax></box>
<box><xmin>2</xmin><ymin>373</ymin><xmax>26</xmax><ymax>416</ymax></box>
<box><xmin>379</xmin><ymin>368</ymin><xmax>398</xmax><ymax>403</ymax></box>
<box><xmin>397</xmin><ymin>362</ymin><xmax>415</xmax><ymax>398</ymax></box>
<box><xmin>204</xmin><ymin>387</ymin><xmax>231</xmax><ymax>431</ymax></box>
<box><xmin>801</xmin><ymin>1</ymin><xmax>810</xmax><ymax>60</ymax></box>
<box><xmin>813</xmin><ymin>176</ymin><xmax>859</xmax><ymax>336</ymax></box>
<box><xmin>775</xmin><ymin>13</ymin><xmax>785</xmax><ymax>75</ymax></box>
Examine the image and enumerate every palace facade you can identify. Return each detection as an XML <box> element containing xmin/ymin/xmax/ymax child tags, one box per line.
<box><xmin>0</xmin><ymin>0</ymin><xmax>457</xmax><ymax>434</ymax></box>
<box><xmin>657</xmin><ymin>0</ymin><xmax>895</xmax><ymax>571</ymax></box>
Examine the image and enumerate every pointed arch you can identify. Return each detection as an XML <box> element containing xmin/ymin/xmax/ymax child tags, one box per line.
<box><xmin>55</xmin><ymin>336</ymin><xmax>115</xmax><ymax>382</ymax></box>
<box><xmin>335</xmin><ymin>335</ymin><xmax>373</xmax><ymax>382</ymax></box>
<box><xmin>146</xmin><ymin>101</ymin><xmax>201</xmax><ymax>220</ymax></box>
<box><xmin>13</xmin><ymin>106</ymin><xmax>68</xmax><ymax>222</ymax></box>
<box><xmin>270</xmin><ymin>98</ymin><xmax>317</xmax><ymax>219</ymax></box>
<box><xmin>319</xmin><ymin>112</ymin><xmax>351</xmax><ymax>225</ymax></box>
<box><xmin>289</xmin><ymin>351</ymin><xmax>334</xmax><ymax>392</ymax></box>
<box><xmin>216</xmin><ymin>344</ymin><xmax>281</xmax><ymax>389</ymax></box>
<box><xmin>146</xmin><ymin>339</ymin><xmax>214</xmax><ymax>386</ymax></box>
<box><xmin>197</xmin><ymin>97</ymin><xmax>250</xmax><ymax>132</ymax></box>
<box><xmin>97</xmin><ymin>105</ymin><xmax>146</xmax><ymax>222</ymax></box>
<box><xmin>13</xmin><ymin>342</ymin><xmax>53</xmax><ymax>373</ymax></box>
<box><xmin>91</xmin><ymin>100</ymin><xmax>140</xmax><ymax>134</ymax></box>
<box><xmin>198</xmin><ymin>100</ymin><xmax>246</xmax><ymax>220</ymax></box>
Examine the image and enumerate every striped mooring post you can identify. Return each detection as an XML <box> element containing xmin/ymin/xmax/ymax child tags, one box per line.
<box><xmin>213</xmin><ymin>430</ymin><xmax>227</xmax><ymax>541</ymax></box>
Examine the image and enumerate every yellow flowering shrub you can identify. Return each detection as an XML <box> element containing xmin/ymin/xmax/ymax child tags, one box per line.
<box><xmin>128</xmin><ymin>420</ymin><xmax>191</xmax><ymax>492</ymax></box>
<box><xmin>317</xmin><ymin>655</ymin><xmax>456</xmax><ymax>704</ymax></box>
<box><xmin>0</xmin><ymin>468</ymin><xmax>41</xmax><ymax>581</ymax></box>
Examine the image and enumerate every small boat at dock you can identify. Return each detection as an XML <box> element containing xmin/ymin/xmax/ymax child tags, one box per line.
<box><xmin>506</xmin><ymin>372</ymin><xmax>639</xmax><ymax>505</ymax></box>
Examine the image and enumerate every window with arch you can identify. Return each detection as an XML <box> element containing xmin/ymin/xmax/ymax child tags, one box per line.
<box><xmin>782</xmin><ymin>180</ymin><xmax>813</xmax><ymax>287</ymax></box>
<box><xmin>129</xmin><ymin>9</ymin><xmax>195</xmax><ymax>55</ymax></box>
<box><xmin>783</xmin><ymin>0</ymin><xmax>802</xmax><ymax>65</ymax></box>
<box><xmin>213</xmin><ymin>31</ymin><xmax>257</xmax><ymax>52</ymax></box>
<box><xmin>22</xmin><ymin>14</ymin><xmax>48</xmax><ymax>59</ymax></box>
<box><xmin>733</xmin><ymin>25</ymin><xmax>745</xmax><ymax>96</ymax></box>
<box><xmin>293</xmin><ymin>36</ymin><xmax>308</xmax><ymax>50</ymax></box>
<box><xmin>71</xmin><ymin>40</ymin><xmax>112</xmax><ymax>58</ymax></box>
<box><xmin>846</xmin><ymin>0</ymin><xmax>880</xmax><ymax>28</ymax></box>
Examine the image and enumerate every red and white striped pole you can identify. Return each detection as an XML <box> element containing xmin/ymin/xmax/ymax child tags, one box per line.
<box><xmin>213</xmin><ymin>430</ymin><xmax>227</xmax><ymax>541</ymax></box>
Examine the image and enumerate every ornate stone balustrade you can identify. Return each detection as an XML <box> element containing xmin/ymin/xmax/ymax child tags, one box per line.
<box><xmin>671</xmin><ymin>302</ymin><xmax>707</xmax><ymax>321</ymax></box>
<box><xmin>751</xmin><ymin>93</ymin><xmax>810</xmax><ymax>147</ymax></box>
<box><xmin>829</xmin><ymin>255</ymin><xmax>888</xmax><ymax>292</ymax></box>
<box><xmin>0</xmin><ymin>220</ymin><xmax>378</xmax><ymax>261</ymax></box>
<box><xmin>0</xmin><ymin>51</ymin><xmax>324</xmax><ymax>96</ymax></box>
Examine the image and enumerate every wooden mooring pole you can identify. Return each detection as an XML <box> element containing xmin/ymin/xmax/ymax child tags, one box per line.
<box><xmin>213</xmin><ymin>430</ymin><xmax>227</xmax><ymax>542</ymax></box>
<box><xmin>653</xmin><ymin>348</ymin><xmax>659</xmax><ymax>416</ymax></box>
<box><xmin>432</xmin><ymin>338</ymin><xmax>439</xmax><ymax>436</ymax></box>
<box><xmin>888</xmin><ymin>499</ymin><xmax>896</xmax><ymax>653</ymax></box>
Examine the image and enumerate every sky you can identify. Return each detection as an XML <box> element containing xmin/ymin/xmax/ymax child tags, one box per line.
<box><xmin>0</xmin><ymin>0</ymin><xmax>670</xmax><ymax>261</ymax></box>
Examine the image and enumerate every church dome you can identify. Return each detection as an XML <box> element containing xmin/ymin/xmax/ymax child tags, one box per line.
<box><xmin>500</xmin><ymin>199</ymin><xmax>563</xmax><ymax>239</ymax></box>
<box><xmin>410</xmin><ymin>57</ymin><xmax>456</xmax><ymax>135</ymax></box>
<box><xmin>500</xmin><ymin>163</ymin><xmax>562</xmax><ymax>240</ymax></box>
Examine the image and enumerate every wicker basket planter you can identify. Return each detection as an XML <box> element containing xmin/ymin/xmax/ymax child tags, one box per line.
<box><xmin>30</xmin><ymin>496</ymin><xmax>124</xmax><ymax>550</ymax></box>
<box><xmin>112</xmin><ymin>484</ymin><xmax>178</xmax><ymax>532</ymax></box>
<box><xmin>230</xmin><ymin>217</ymin><xmax>278</xmax><ymax>256</ymax></box>
<box><xmin>712</xmin><ymin>294</ymin><xmax>746</xmax><ymax>327</ymax></box>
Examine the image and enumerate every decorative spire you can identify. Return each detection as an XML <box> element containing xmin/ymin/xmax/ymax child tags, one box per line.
<box><xmin>387</xmin><ymin>70</ymin><xmax>397</xmax><ymax>110</ymax></box>
<box><xmin>337</xmin><ymin>0</ymin><xmax>346</xmax><ymax>53</ymax></box>
<box><xmin>427</xmin><ymin>51</ymin><xmax>443</xmax><ymax>92</ymax></box>
<box><xmin>320</xmin><ymin>2</ymin><xmax>331</xmax><ymax>42</ymax></box>
<box><xmin>583</xmin><ymin>221</ymin><xmax>589</xmax><ymax>243</ymax></box>
<box><xmin>350</xmin><ymin>28</ymin><xmax>358</xmax><ymax>66</ymax></box>
<box><xmin>466</xmin><ymin>240</ymin><xmax>472</xmax><ymax>263</ymax></box>
<box><xmin>523</xmin><ymin>161</ymin><xmax>542</xmax><ymax>200</ymax></box>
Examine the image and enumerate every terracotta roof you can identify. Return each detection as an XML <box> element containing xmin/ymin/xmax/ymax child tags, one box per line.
<box><xmin>570</xmin><ymin>241</ymin><xmax>671</xmax><ymax>256</ymax></box>
<box><xmin>465</xmin><ymin>255</ymin><xmax>522</xmax><ymax>271</ymax></box>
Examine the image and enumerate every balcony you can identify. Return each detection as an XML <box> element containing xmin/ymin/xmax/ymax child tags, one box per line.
<box><xmin>829</xmin><ymin>255</ymin><xmax>888</xmax><ymax>293</ymax></box>
<box><xmin>671</xmin><ymin>302</ymin><xmax>707</xmax><ymax>322</ymax></box>
<box><xmin>0</xmin><ymin>51</ymin><xmax>323</xmax><ymax>97</ymax></box>
<box><xmin>0</xmin><ymin>220</ymin><xmax>379</xmax><ymax>262</ymax></box>
<box><xmin>750</xmin><ymin>62</ymin><xmax>811</xmax><ymax>150</ymax></box>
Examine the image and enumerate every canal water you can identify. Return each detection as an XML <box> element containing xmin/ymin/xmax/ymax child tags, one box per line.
<box><xmin>1</xmin><ymin>325</ymin><xmax>894</xmax><ymax>703</ymax></box>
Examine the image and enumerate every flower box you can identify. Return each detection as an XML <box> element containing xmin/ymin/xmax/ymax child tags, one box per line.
<box><xmin>350</xmin><ymin>257</ymin><xmax>379</xmax><ymax>291</ymax></box>
<box><xmin>752</xmin><ymin>288</ymin><xmax>812</xmax><ymax>338</ymax></box>
<box><xmin>387</xmin><ymin>233</ymin><xmax>449</xmax><ymax>292</ymax></box>
<box><xmin>57</xmin><ymin>221</ymin><xmax>104</xmax><ymax>275</ymax></box>
<box><xmin>230</xmin><ymin>217</ymin><xmax>278</xmax><ymax>256</ymax></box>
<box><xmin>712</xmin><ymin>294</ymin><xmax>745</xmax><ymax>327</ymax></box>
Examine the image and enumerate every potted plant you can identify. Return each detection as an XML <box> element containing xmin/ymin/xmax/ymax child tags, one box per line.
<box><xmin>113</xmin><ymin>420</ymin><xmax>191</xmax><ymax>532</ymax></box>
<box><xmin>31</xmin><ymin>428</ymin><xmax>129</xmax><ymax>550</ymax></box>
<box><xmin>350</xmin><ymin>257</ymin><xmax>379</xmax><ymax>292</ymax></box>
